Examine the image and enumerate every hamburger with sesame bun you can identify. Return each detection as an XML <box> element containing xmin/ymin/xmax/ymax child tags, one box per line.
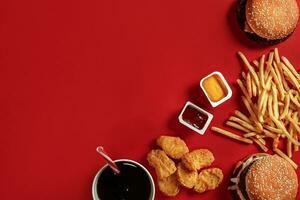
<box><xmin>237</xmin><ymin>0</ymin><xmax>300</xmax><ymax>44</ymax></box>
<box><xmin>228</xmin><ymin>153</ymin><xmax>298</xmax><ymax>200</ymax></box>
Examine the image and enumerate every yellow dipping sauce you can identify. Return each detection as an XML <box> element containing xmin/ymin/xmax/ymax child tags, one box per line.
<box><xmin>202</xmin><ymin>75</ymin><xmax>226</xmax><ymax>102</ymax></box>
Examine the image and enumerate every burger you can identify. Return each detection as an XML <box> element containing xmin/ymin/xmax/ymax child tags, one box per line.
<box><xmin>228</xmin><ymin>153</ymin><xmax>298</xmax><ymax>200</ymax></box>
<box><xmin>237</xmin><ymin>0</ymin><xmax>300</xmax><ymax>44</ymax></box>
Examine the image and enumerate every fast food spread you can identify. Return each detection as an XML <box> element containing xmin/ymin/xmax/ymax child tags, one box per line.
<box><xmin>147</xmin><ymin>136</ymin><xmax>223</xmax><ymax>197</ymax></box>
<box><xmin>94</xmin><ymin>0</ymin><xmax>300</xmax><ymax>199</ymax></box>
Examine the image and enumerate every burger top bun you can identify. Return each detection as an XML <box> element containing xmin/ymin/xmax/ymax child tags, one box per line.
<box><xmin>246</xmin><ymin>155</ymin><xmax>298</xmax><ymax>200</ymax></box>
<box><xmin>246</xmin><ymin>0</ymin><xmax>299</xmax><ymax>40</ymax></box>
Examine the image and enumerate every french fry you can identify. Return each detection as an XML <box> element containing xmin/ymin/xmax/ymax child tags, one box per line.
<box><xmin>271</xmin><ymin>84</ymin><xmax>279</xmax><ymax>119</ymax></box>
<box><xmin>234</xmin><ymin>110</ymin><xmax>252</xmax><ymax>124</ymax></box>
<box><xmin>253</xmin><ymin>138</ymin><xmax>268</xmax><ymax>152</ymax></box>
<box><xmin>244</xmin><ymin>132</ymin><xmax>257</xmax><ymax>138</ymax></box>
<box><xmin>287</xmin><ymin>123</ymin><xmax>293</xmax><ymax>158</ymax></box>
<box><xmin>265</xmin><ymin>51</ymin><xmax>274</xmax><ymax>82</ymax></box>
<box><xmin>270</xmin><ymin>115</ymin><xmax>300</xmax><ymax>146</ymax></box>
<box><xmin>293</xmin><ymin>111</ymin><xmax>299</xmax><ymax>123</ymax></box>
<box><xmin>278</xmin><ymin>62</ymin><xmax>290</xmax><ymax>93</ymax></box>
<box><xmin>274</xmin><ymin>48</ymin><xmax>280</xmax><ymax>63</ymax></box>
<box><xmin>258</xmin><ymin>90</ymin><xmax>267</xmax><ymax>122</ymax></box>
<box><xmin>281</xmin><ymin>63</ymin><xmax>300</xmax><ymax>92</ymax></box>
<box><xmin>287</xmin><ymin>139</ymin><xmax>292</xmax><ymax>158</ymax></box>
<box><xmin>281</xmin><ymin>56</ymin><xmax>300</xmax><ymax>81</ymax></box>
<box><xmin>242</xmin><ymin>96</ymin><xmax>258</xmax><ymax>121</ymax></box>
<box><xmin>252</xmin><ymin>60</ymin><xmax>259</xmax><ymax>67</ymax></box>
<box><xmin>268</xmin><ymin>94</ymin><xmax>274</xmax><ymax>120</ymax></box>
<box><xmin>238</xmin><ymin>52</ymin><xmax>260</xmax><ymax>89</ymax></box>
<box><xmin>264</xmin><ymin>124</ymin><xmax>283</xmax><ymax>134</ymax></box>
<box><xmin>211</xmin><ymin>127</ymin><xmax>253</xmax><ymax>144</ymax></box>
<box><xmin>270</xmin><ymin>63</ymin><xmax>285</xmax><ymax>100</ymax></box>
<box><xmin>229</xmin><ymin>116</ymin><xmax>256</xmax><ymax>132</ymax></box>
<box><xmin>246</xmin><ymin>73</ymin><xmax>252</xmax><ymax>98</ymax></box>
<box><xmin>292</xmin><ymin>112</ymin><xmax>299</xmax><ymax>152</ymax></box>
<box><xmin>289</xmin><ymin>91</ymin><xmax>300</xmax><ymax>108</ymax></box>
<box><xmin>259</xmin><ymin>55</ymin><xmax>265</xmax><ymax>88</ymax></box>
<box><xmin>260</xmin><ymin>94</ymin><xmax>268</xmax><ymax>119</ymax></box>
<box><xmin>226</xmin><ymin>121</ymin><xmax>250</xmax><ymax>133</ymax></box>
<box><xmin>257</xmin><ymin>137</ymin><xmax>266</xmax><ymax>145</ymax></box>
<box><xmin>284</xmin><ymin>72</ymin><xmax>296</xmax><ymax>87</ymax></box>
<box><xmin>262</xmin><ymin>129</ymin><xmax>277</xmax><ymax>138</ymax></box>
<box><xmin>273</xmin><ymin>62</ymin><xmax>283</xmax><ymax>90</ymax></box>
<box><xmin>287</xmin><ymin>115</ymin><xmax>300</xmax><ymax>133</ymax></box>
<box><xmin>237</xmin><ymin>79</ymin><xmax>252</xmax><ymax>103</ymax></box>
<box><xmin>255</xmin><ymin>122</ymin><xmax>264</xmax><ymax>133</ymax></box>
<box><xmin>274</xmin><ymin>148</ymin><xmax>298</xmax><ymax>169</ymax></box>
<box><xmin>252</xmin><ymin>76</ymin><xmax>257</xmax><ymax>97</ymax></box>
<box><xmin>279</xmin><ymin>94</ymin><xmax>290</xmax><ymax>119</ymax></box>
<box><xmin>258</xmin><ymin>89</ymin><xmax>267</xmax><ymax>112</ymax></box>
<box><xmin>255</xmin><ymin>134</ymin><xmax>266</xmax><ymax>139</ymax></box>
<box><xmin>241</xmin><ymin>96</ymin><xmax>262</xmax><ymax>133</ymax></box>
<box><xmin>265</xmin><ymin>75</ymin><xmax>273</xmax><ymax>91</ymax></box>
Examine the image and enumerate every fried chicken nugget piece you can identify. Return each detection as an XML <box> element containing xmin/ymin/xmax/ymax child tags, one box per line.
<box><xmin>176</xmin><ymin>162</ymin><xmax>198</xmax><ymax>189</ymax></box>
<box><xmin>158</xmin><ymin>173</ymin><xmax>181</xmax><ymax>197</ymax></box>
<box><xmin>147</xmin><ymin>149</ymin><xmax>177</xmax><ymax>179</ymax></box>
<box><xmin>156</xmin><ymin>136</ymin><xmax>189</xmax><ymax>159</ymax></box>
<box><xmin>194</xmin><ymin>168</ymin><xmax>223</xmax><ymax>193</ymax></box>
<box><xmin>182</xmin><ymin>149</ymin><xmax>214</xmax><ymax>171</ymax></box>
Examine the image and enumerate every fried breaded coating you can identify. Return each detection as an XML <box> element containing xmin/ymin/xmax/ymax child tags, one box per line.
<box><xmin>158</xmin><ymin>173</ymin><xmax>181</xmax><ymax>197</ymax></box>
<box><xmin>156</xmin><ymin>136</ymin><xmax>189</xmax><ymax>159</ymax></box>
<box><xmin>147</xmin><ymin>149</ymin><xmax>177</xmax><ymax>179</ymax></box>
<box><xmin>176</xmin><ymin>162</ymin><xmax>198</xmax><ymax>189</ymax></box>
<box><xmin>194</xmin><ymin>168</ymin><xmax>223</xmax><ymax>193</ymax></box>
<box><xmin>182</xmin><ymin>149</ymin><xmax>214</xmax><ymax>171</ymax></box>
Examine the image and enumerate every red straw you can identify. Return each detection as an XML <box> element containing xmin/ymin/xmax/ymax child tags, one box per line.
<box><xmin>96</xmin><ymin>146</ymin><xmax>120</xmax><ymax>174</ymax></box>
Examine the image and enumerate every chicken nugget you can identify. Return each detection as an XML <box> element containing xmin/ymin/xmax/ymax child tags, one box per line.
<box><xmin>182</xmin><ymin>149</ymin><xmax>214</xmax><ymax>171</ymax></box>
<box><xmin>158</xmin><ymin>173</ymin><xmax>180</xmax><ymax>196</ymax></box>
<box><xmin>194</xmin><ymin>168</ymin><xmax>223</xmax><ymax>193</ymax></box>
<box><xmin>156</xmin><ymin>136</ymin><xmax>189</xmax><ymax>159</ymax></box>
<box><xmin>176</xmin><ymin>162</ymin><xmax>198</xmax><ymax>189</ymax></box>
<box><xmin>147</xmin><ymin>149</ymin><xmax>176</xmax><ymax>179</ymax></box>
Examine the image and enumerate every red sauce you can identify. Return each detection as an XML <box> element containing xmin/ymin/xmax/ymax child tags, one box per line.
<box><xmin>182</xmin><ymin>105</ymin><xmax>208</xmax><ymax>130</ymax></box>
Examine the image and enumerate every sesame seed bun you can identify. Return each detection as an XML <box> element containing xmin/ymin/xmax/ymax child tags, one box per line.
<box><xmin>237</xmin><ymin>0</ymin><xmax>300</xmax><ymax>44</ymax></box>
<box><xmin>229</xmin><ymin>154</ymin><xmax>298</xmax><ymax>200</ymax></box>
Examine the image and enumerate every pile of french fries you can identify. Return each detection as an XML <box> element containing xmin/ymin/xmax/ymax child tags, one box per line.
<box><xmin>211</xmin><ymin>48</ymin><xmax>300</xmax><ymax>169</ymax></box>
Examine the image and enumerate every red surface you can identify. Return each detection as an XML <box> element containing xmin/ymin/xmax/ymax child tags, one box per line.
<box><xmin>1</xmin><ymin>0</ymin><xmax>300</xmax><ymax>199</ymax></box>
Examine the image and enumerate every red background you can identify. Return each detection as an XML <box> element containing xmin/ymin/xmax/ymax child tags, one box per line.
<box><xmin>1</xmin><ymin>0</ymin><xmax>300</xmax><ymax>199</ymax></box>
